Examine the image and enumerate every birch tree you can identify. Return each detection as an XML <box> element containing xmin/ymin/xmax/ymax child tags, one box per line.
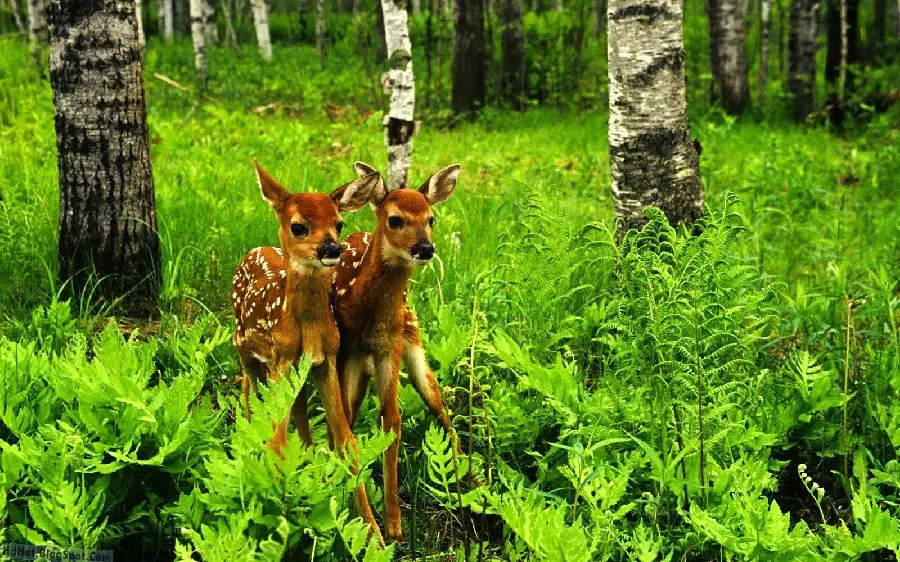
<box><xmin>787</xmin><ymin>0</ymin><xmax>819</xmax><ymax>121</ymax></box>
<box><xmin>27</xmin><ymin>0</ymin><xmax>47</xmax><ymax>63</ymax></box>
<box><xmin>380</xmin><ymin>0</ymin><xmax>415</xmax><ymax>190</ymax></box>
<box><xmin>500</xmin><ymin>0</ymin><xmax>526</xmax><ymax>108</ymax></box>
<box><xmin>758</xmin><ymin>0</ymin><xmax>771</xmax><ymax>98</ymax></box>
<box><xmin>190</xmin><ymin>0</ymin><xmax>208</xmax><ymax>83</ymax></box>
<box><xmin>251</xmin><ymin>0</ymin><xmax>272</xmax><ymax>61</ymax></box>
<box><xmin>708</xmin><ymin>0</ymin><xmax>749</xmax><ymax>113</ymax></box>
<box><xmin>202</xmin><ymin>0</ymin><xmax>217</xmax><ymax>42</ymax></box>
<box><xmin>161</xmin><ymin>0</ymin><xmax>174</xmax><ymax>40</ymax></box>
<box><xmin>452</xmin><ymin>0</ymin><xmax>486</xmax><ymax>113</ymax></box>
<box><xmin>316</xmin><ymin>0</ymin><xmax>327</xmax><ymax>68</ymax></box>
<box><xmin>10</xmin><ymin>0</ymin><xmax>27</xmax><ymax>36</ymax></box>
<box><xmin>607</xmin><ymin>0</ymin><xmax>704</xmax><ymax>230</ymax></box>
<box><xmin>136</xmin><ymin>0</ymin><xmax>145</xmax><ymax>49</ymax></box>
<box><xmin>47</xmin><ymin>0</ymin><xmax>160</xmax><ymax>314</ymax></box>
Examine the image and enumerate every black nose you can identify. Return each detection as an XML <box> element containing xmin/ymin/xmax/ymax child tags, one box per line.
<box><xmin>317</xmin><ymin>242</ymin><xmax>341</xmax><ymax>259</ymax></box>
<box><xmin>411</xmin><ymin>241</ymin><xmax>434</xmax><ymax>261</ymax></box>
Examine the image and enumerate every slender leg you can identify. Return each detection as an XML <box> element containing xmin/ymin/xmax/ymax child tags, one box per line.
<box><xmin>292</xmin><ymin>383</ymin><xmax>313</xmax><ymax>446</ymax></box>
<box><xmin>374</xmin><ymin>343</ymin><xmax>404</xmax><ymax>541</ymax></box>
<box><xmin>239</xmin><ymin>354</ymin><xmax>263</xmax><ymax>421</ymax></box>
<box><xmin>314</xmin><ymin>359</ymin><xmax>384</xmax><ymax>544</ymax></box>
<box><xmin>340</xmin><ymin>349</ymin><xmax>372</xmax><ymax>429</ymax></box>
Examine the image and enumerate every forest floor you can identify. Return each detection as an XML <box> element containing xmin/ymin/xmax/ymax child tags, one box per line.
<box><xmin>2</xmin><ymin>38</ymin><xmax>900</xmax><ymax>561</ymax></box>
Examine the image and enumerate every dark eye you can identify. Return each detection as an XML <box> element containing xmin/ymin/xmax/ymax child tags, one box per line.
<box><xmin>336</xmin><ymin>222</ymin><xmax>344</xmax><ymax>235</ymax></box>
<box><xmin>428</xmin><ymin>216</ymin><xmax>435</xmax><ymax>228</ymax></box>
<box><xmin>290</xmin><ymin>223</ymin><xmax>308</xmax><ymax>237</ymax></box>
<box><xmin>388</xmin><ymin>216</ymin><xmax>403</xmax><ymax>229</ymax></box>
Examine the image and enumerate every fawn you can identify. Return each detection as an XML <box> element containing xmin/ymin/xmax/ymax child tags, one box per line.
<box><xmin>328</xmin><ymin>161</ymin><xmax>466</xmax><ymax>541</ymax></box>
<box><xmin>232</xmin><ymin>160</ymin><xmax>384</xmax><ymax>543</ymax></box>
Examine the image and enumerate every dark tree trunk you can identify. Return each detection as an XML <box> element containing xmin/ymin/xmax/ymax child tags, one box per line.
<box><xmin>608</xmin><ymin>0</ymin><xmax>705</xmax><ymax>231</ymax></box>
<box><xmin>872</xmin><ymin>0</ymin><xmax>886</xmax><ymax>52</ymax></box>
<box><xmin>708</xmin><ymin>0</ymin><xmax>750</xmax><ymax>113</ymax></box>
<box><xmin>787</xmin><ymin>0</ymin><xmax>819</xmax><ymax>121</ymax></box>
<box><xmin>47</xmin><ymin>0</ymin><xmax>160</xmax><ymax>316</ymax></box>
<box><xmin>299</xmin><ymin>0</ymin><xmax>311</xmax><ymax>39</ymax></box>
<box><xmin>499</xmin><ymin>0</ymin><xmax>526</xmax><ymax>108</ymax></box>
<box><xmin>825</xmin><ymin>0</ymin><xmax>857</xmax><ymax>126</ymax></box>
<box><xmin>452</xmin><ymin>0</ymin><xmax>486</xmax><ymax>113</ymax></box>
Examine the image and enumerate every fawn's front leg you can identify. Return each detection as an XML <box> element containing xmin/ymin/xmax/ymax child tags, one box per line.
<box><xmin>314</xmin><ymin>357</ymin><xmax>384</xmax><ymax>544</ymax></box>
<box><xmin>374</xmin><ymin>343</ymin><xmax>404</xmax><ymax>541</ymax></box>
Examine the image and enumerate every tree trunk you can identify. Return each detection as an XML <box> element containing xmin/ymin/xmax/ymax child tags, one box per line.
<box><xmin>452</xmin><ymin>0</ymin><xmax>486</xmax><ymax>113</ymax></box>
<box><xmin>376</xmin><ymin>0</ymin><xmax>388</xmax><ymax>60</ymax></box>
<box><xmin>592</xmin><ymin>0</ymin><xmax>605</xmax><ymax>38</ymax></box>
<box><xmin>163</xmin><ymin>0</ymin><xmax>174</xmax><ymax>39</ymax></box>
<box><xmin>824</xmin><ymin>0</ymin><xmax>857</xmax><ymax>126</ymax></box>
<box><xmin>787</xmin><ymin>0</ymin><xmax>818</xmax><ymax>121</ymax></box>
<box><xmin>190</xmin><ymin>0</ymin><xmax>208</xmax><ymax>83</ymax></box>
<box><xmin>775</xmin><ymin>0</ymin><xmax>784</xmax><ymax>74</ymax></box>
<box><xmin>202</xmin><ymin>0</ymin><xmax>217</xmax><ymax>42</ymax></box>
<box><xmin>411</xmin><ymin>0</ymin><xmax>421</xmax><ymax>13</ymax></box>
<box><xmin>28</xmin><ymin>0</ymin><xmax>47</xmax><ymax>65</ymax></box>
<box><xmin>499</xmin><ymin>0</ymin><xmax>526</xmax><ymax>108</ymax></box>
<box><xmin>136</xmin><ymin>0</ymin><xmax>145</xmax><ymax>49</ymax></box>
<box><xmin>380</xmin><ymin>0</ymin><xmax>416</xmax><ymax>190</ymax></box>
<box><xmin>47</xmin><ymin>0</ymin><xmax>160</xmax><ymax>316</ymax></box>
<box><xmin>607</xmin><ymin>0</ymin><xmax>704</xmax><ymax>231</ymax></box>
<box><xmin>221</xmin><ymin>0</ymin><xmax>238</xmax><ymax>47</ymax></box>
<box><xmin>872</xmin><ymin>0</ymin><xmax>885</xmax><ymax>51</ymax></box>
<box><xmin>758</xmin><ymin>0</ymin><xmax>770</xmax><ymax>98</ymax></box>
<box><xmin>708</xmin><ymin>0</ymin><xmax>750</xmax><ymax>113</ymax></box>
<box><xmin>316</xmin><ymin>0</ymin><xmax>326</xmax><ymax>67</ymax></box>
<box><xmin>299</xmin><ymin>0</ymin><xmax>311</xmax><ymax>39</ymax></box>
<box><xmin>352</xmin><ymin>0</ymin><xmax>359</xmax><ymax>16</ymax></box>
<box><xmin>251</xmin><ymin>0</ymin><xmax>272</xmax><ymax>60</ymax></box>
<box><xmin>11</xmin><ymin>0</ymin><xmax>27</xmax><ymax>36</ymax></box>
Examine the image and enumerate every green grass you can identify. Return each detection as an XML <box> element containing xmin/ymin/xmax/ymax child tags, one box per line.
<box><xmin>1</xmin><ymin>31</ymin><xmax>900</xmax><ymax>561</ymax></box>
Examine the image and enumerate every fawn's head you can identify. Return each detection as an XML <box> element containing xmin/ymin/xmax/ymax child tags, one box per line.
<box><xmin>354</xmin><ymin>162</ymin><xmax>460</xmax><ymax>265</ymax></box>
<box><xmin>254</xmin><ymin>160</ymin><xmax>382</xmax><ymax>270</ymax></box>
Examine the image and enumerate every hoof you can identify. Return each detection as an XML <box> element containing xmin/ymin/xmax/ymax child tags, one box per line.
<box><xmin>387</xmin><ymin>522</ymin><xmax>403</xmax><ymax>543</ymax></box>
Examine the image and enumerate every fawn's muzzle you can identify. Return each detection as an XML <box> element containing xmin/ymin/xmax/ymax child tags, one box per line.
<box><xmin>410</xmin><ymin>241</ymin><xmax>435</xmax><ymax>262</ymax></box>
<box><xmin>318</xmin><ymin>242</ymin><xmax>342</xmax><ymax>266</ymax></box>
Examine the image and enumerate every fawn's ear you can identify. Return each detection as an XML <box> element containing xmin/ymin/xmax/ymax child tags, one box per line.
<box><xmin>330</xmin><ymin>172</ymin><xmax>384</xmax><ymax>213</ymax></box>
<box><xmin>254</xmin><ymin>159</ymin><xmax>291</xmax><ymax>211</ymax></box>
<box><xmin>353</xmin><ymin>161</ymin><xmax>379</xmax><ymax>178</ymax></box>
<box><xmin>418</xmin><ymin>164</ymin><xmax>460</xmax><ymax>205</ymax></box>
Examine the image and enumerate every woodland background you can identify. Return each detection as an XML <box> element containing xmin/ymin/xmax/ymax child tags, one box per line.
<box><xmin>0</xmin><ymin>0</ymin><xmax>900</xmax><ymax>560</ymax></box>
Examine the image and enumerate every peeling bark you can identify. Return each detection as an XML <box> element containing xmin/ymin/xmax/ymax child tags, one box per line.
<box><xmin>452</xmin><ymin>0</ymin><xmax>486</xmax><ymax>113</ymax></box>
<box><xmin>787</xmin><ymin>0</ymin><xmax>819</xmax><ymax>121</ymax></box>
<box><xmin>190</xmin><ymin>0</ymin><xmax>207</xmax><ymax>83</ymax></box>
<box><xmin>251</xmin><ymin>0</ymin><xmax>272</xmax><ymax>61</ymax></box>
<box><xmin>47</xmin><ymin>0</ymin><xmax>160</xmax><ymax>315</ymax></box>
<box><xmin>708</xmin><ymin>0</ymin><xmax>749</xmax><ymax>113</ymax></box>
<box><xmin>381</xmin><ymin>0</ymin><xmax>416</xmax><ymax>190</ymax></box>
<box><xmin>608</xmin><ymin>0</ymin><xmax>704</xmax><ymax>231</ymax></box>
<box><xmin>499</xmin><ymin>0</ymin><xmax>526</xmax><ymax>108</ymax></box>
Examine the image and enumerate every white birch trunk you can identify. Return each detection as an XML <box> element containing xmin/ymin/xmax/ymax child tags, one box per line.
<box><xmin>27</xmin><ymin>0</ymin><xmax>47</xmax><ymax>44</ymax></box>
<box><xmin>381</xmin><ymin>0</ymin><xmax>416</xmax><ymax>191</ymax></box>
<box><xmin>190</xmin><ymin>0</ymin><xmax>208</xmax><ymax>82</ymax></box>
<box><xmin>607</xmin><ymin>0</ymin><xmax>704</xmax><ymax>230</ymax></box>
<box><xmin>411</xmin><ymin>0</ymin><xmax>422</xmax><ymax>13</ymax></box>
<box><xmin>164</xmin><ymin>0</ymin><xmax>174</xmax><ymax>40</ymax></box>
<box><xmin>708</xmin><ymin>0</ymin><xmax>750</xmax><ymax>113</ymax></box>
<box><xmin>316</xmin><ymin>0</ymin><xmax>327</xmax><ymax>68</ymax></box>
<box><xmin>203</xmin><ymin>0</ymin><xmax>218</xmax><ymax>42</ymax></box>
<box><xmin>758</xmin><ymin>0</ymin><xmax>770</xmax><ymax>98</ymax></box>
<box><xmin>11</xmin><ymin>0</ymin><xmax>27</xmax><ymax>36</ymax></box>
<box><xmin>251</xmin><ymin>0</ymin><xmax>272</xmax><ymax>61</ymax></box>
<box><xmin>135</xmin><ymin>0</ymin><xmax>145</xmax><ymax>49</ymax></box>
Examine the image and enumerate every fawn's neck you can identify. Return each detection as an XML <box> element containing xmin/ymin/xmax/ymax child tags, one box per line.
<box><xmin>360</xmin><ymin>231</ymin><xmax>414</xmax><ymax>316</ymax></box>
<box><xmin>283</xmin><ymin>265</ymin><xmax>332</xmax><ymax>322</ymax></box>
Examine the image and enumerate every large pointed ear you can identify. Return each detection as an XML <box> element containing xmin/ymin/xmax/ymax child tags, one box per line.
<box><xmin>253</xmin><ymin>159</ymin><xmax>291</xmax><ymax>211</ymax></box>
<box><xmin>418</xmin><ymin>164</ymin><xmax>460</xmax><ymax>205</ymax></box>
<box><xmin>330</xmin><ymin>172</ymin><xmax>384</xmax><ymax>213</ymax></box>
<box><xmin>353</xmin><ymin>161</ymin><xmax>379</xmax><ymax>178</ymax></box>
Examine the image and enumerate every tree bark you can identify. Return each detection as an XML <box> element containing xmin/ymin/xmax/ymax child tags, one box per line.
<box><xmin>708</xmin><ymin>0</ymin><xmax>750</xmax><ymax>113</ymax></box>
<box><xmin>190</xmin><ymin>0</ymin><xmax>207</xmax><ymax>83</ymax></box>
<box><xmin>163</xmin><ymin>0</ymin><xmax>174</xmax><ymax>39</ymax></box>
<box><xmin>824</xmin><ymin>0</ymin><xmax>857</xmax><ymax>126</ymax></box>
<box><xmin>316</xmin><ymin>0</ymin><xmax>327</xmax><ymax>67</ymax></box>
<box><xmin>499</xmin><ymin>0</ymin><xmax>526</xmax><ymax>108</ymax></box>
<box><xmin>28</xmin><ymin>0</ymin><xmax>47</xmax><ymax>65</ymax></box>
<box><xmin>411</xmin><ymin>0</ymin><xmax>421</xmax><ymax>13</ymax></box>
<box><xmin>202</xmin><ymin>0</ymin><xmax>217</xmax><ymax>42</ymax></box>
<box><xmin>775</xmin><ymin>0</ymin><xmax>784</xmax><ymax>74</ymax></box>
<box><xmin>299</xmin><ymin>0</ymin><xmax>311</xmax><ymax>39</ymax></box>
<box><xmin>376</xmin><ymin>0</ymin><xmax>387</xmax><ymax>59</ymax></box>
<box><xmin>10</xmin><ymin>0</ymin><xmax>27</xmax><ymax>36</ymax></box>
<box><xmin>607</xmin><ymin>0</ymin><xmax>705</xmax><ymax>231</ymax></box>
<box><xmin>136</xmin><ymin>0</ymin><xmax>145</xmax><ymax>49</ymax></box>
<box><xmin>380</xmin><ymin>0</ymin><xmax>416</xmax><ymax>190</ymax></box>
<box><xmin>758</xmin><ymin>0</ymin><xmax>770</xmax><ymax>98</ymax></box>
<box><xmin>787</xmin><ymin>0</ymin><xmax>818</xmax><ymax>121</ymax></box>
<box><xmin>47</xmin><ymin>0</ymin><xmax>160</xmax><ymax>316</ymax></box>
<box><xmin>251</xmin><ymin>0</ymin><xmax>272</xmax><ymax>60</ymax></box>
<box><xmin>452</xmin><ymin>0</ymin><xmax>486</xmax><ymax>113</ymax></box>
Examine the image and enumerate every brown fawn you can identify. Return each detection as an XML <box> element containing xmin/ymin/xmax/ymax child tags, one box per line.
<box><xmin>232</xmin><ymin>160</ymin><xmax>384</xmax><ymax>543</ymax></box>
<box><xmin>328</xmin><ymin>161</ymin><xmax>466</xmax><ymax>541</ymax></box>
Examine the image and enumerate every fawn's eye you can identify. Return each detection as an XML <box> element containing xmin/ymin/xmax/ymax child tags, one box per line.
<box><xmin>336</xmin><ymin>222</ymin><xmax>344</xmax><ymax>235</ymax></box>
<box><xmin>290</xmin><ymin>223</ymin><xmax>308</xmax><ymax>237</ymax></box>
<box><xmin>388</xmin><ymin>216</ymin><xmax>403</xmax><ymax>229</ymax></box>
<box><xmin>428</xmin><ymin>216</ymin><xmax>435</xmax><ymax>228</ymax></box>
